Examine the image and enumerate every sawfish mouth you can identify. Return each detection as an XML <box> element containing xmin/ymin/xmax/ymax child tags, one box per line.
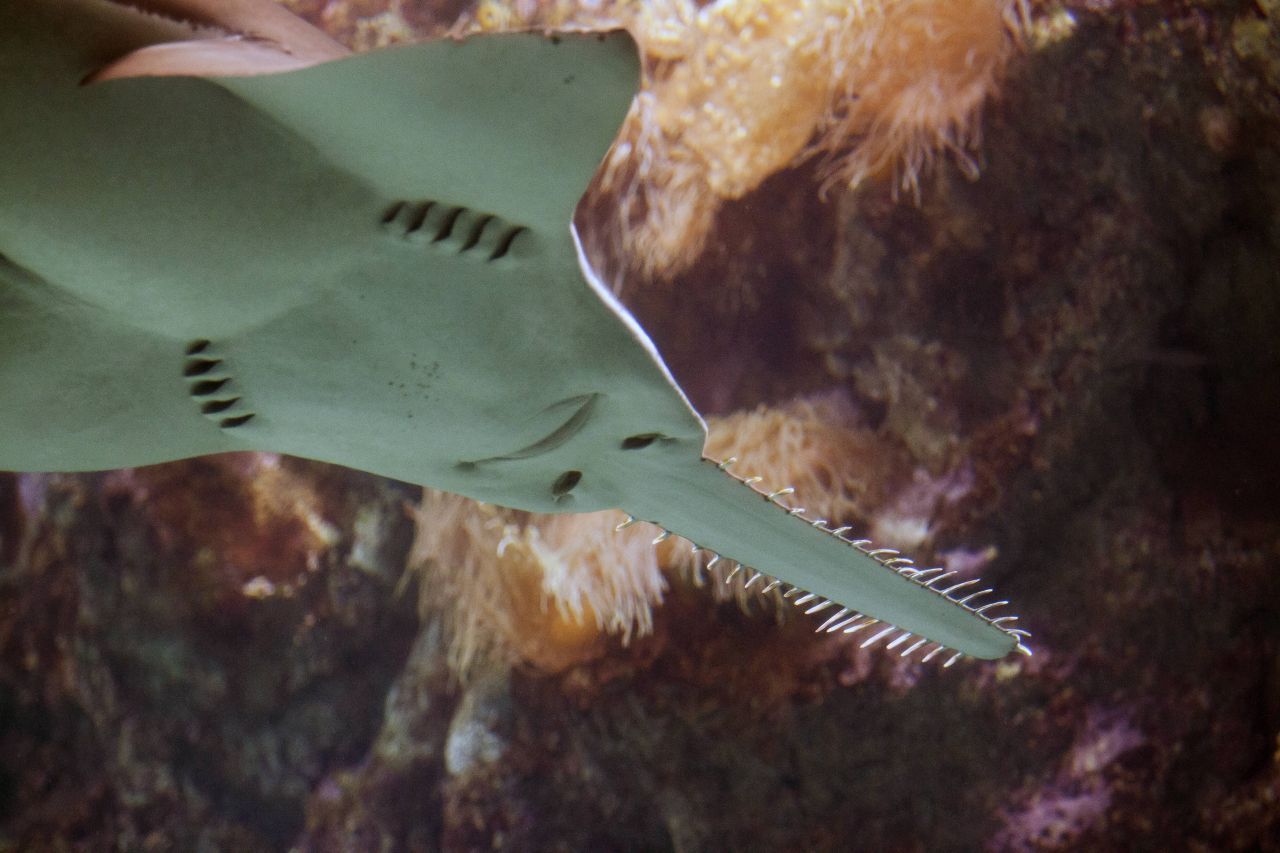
<box><xmin>458</xmin><ymin>392</ymin><xmax>601</xmax><ymax>467</ymax></box>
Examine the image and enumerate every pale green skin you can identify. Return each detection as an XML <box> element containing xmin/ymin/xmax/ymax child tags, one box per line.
<box><xmin>0</xmin><ymin>0</ymin><xmax>1016</xmax><ymax>659</ymax></box>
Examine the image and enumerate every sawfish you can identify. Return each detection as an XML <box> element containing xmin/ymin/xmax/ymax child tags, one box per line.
<box><xmin>0</xmin><ymin>0</ymin><xmax>1029</xmax><ymax>663</ymax></box>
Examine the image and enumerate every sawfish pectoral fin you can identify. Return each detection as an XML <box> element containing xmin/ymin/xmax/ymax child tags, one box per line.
<box><xmin>92</xmin><ymin>0</ymin><xmax>349</xmax><ymax>73</ymax></box>
<box><xmin>620</xmin><ymin>455</ymin><xmax>1024</xmax><ymax>661</ymax></box>
<box><xmin>212</xmin><ymin>30</ymin><xmax>642</xmax><ymax>229</ymax></box>
<box><xmin>86</xmin><ymin>0</ymin><xmax>349</xmax><ymax>83</ymax></box>
<box><xmin>87</xmin><ymin>36</ymin><xmax>334</xmax><ymax>83</ymax></box>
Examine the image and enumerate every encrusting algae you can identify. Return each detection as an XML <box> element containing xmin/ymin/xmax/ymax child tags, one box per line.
<box><xmin>461</xmin><ymin>0</ymin><xmax>1027</xmax><ymax>276</ymax></box>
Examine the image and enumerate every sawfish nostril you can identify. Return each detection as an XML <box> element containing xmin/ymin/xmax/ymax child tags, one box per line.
<box><xmin>552</xmin><ymin>470</ymin><xmax>582</xmax><ymax>496</ymax></box>
<box><xmin>621</xmin><ymin>433</ymin><xmax>661</xmax><ymax>450</ymax></box>
<box><xmin>383</xmin><ymin>199</ymin><xmax>527</xmax><ymax>261</ymax></box>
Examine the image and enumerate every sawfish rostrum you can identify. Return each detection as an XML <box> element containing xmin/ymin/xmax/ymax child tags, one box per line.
<box><xmin>0</xmin><ymin>0</ymin><xmax>1028</xmax><ymax>663</ymax></box>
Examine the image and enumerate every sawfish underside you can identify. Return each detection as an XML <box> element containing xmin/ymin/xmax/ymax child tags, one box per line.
<box><xmin>0</xmin><ymin>0</ymin><xmax>1029</xmax><ymax>663</ymax></box>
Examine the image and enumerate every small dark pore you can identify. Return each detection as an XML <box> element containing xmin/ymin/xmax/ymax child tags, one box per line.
<box><xmin>551</xmin><ymin>470</ymin><xmax>582</xmax><ymax>496</ymax></box>
<box><xmin>201</xmin><ymin>398</ymin><xmax>240</xmax><ymax>415</ymax></box>
<box><xmin>185</xmin><ymin>339</ymin><xmax>211</xmax><ymax>355</ymax></box>
<box><xmin>190</xmin><ymin>378</ymin><xmax>229</xmax><ymax>397</ymax></box>
<box><xmin>220</xmin><ymin>413</ymin><xmax>255</xmax><ymax>429</ymax></box>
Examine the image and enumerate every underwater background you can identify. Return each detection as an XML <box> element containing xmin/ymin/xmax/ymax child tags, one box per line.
<box><xmin>3</xmin><ymin>0</ymin><xmax>1279</xmax><ymax>849</ymax></box>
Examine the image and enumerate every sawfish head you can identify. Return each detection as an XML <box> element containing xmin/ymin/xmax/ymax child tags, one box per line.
<box><xmin>0</xmin><ymin>0</ymin><xmax>1029</xmax><ymax>663</ymax></box>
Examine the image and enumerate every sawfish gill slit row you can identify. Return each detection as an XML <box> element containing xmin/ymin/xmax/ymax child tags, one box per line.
<box><xmin>380</xmin><ymin>199</ymin><xmax>527</xmax><ymax>262</ymax></box>
<box><xmin>181</xmin><ymin>342</ymin><xmax>257</xmax><ymax>430</ymax></box>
